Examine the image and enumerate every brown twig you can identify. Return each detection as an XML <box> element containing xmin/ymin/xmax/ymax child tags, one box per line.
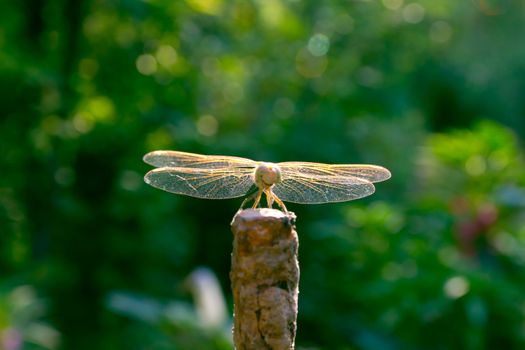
<box><xmin>230</xmin><ymin>208</ymin><xmax>299</xmax><ymax>350</ymax></box>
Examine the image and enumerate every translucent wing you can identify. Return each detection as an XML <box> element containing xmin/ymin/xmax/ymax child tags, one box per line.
<box><xmin>144</xmin><ymin>167</ymin><xmax>254</xmax><ymax>199</ymax></box>
<box><xmin>143</xmin><ymin>150</ymin><xmax>257</xmax><ymax>169</ymax></box>
<box><xmin>273</xmin><ymin>172</ymin><xmax>375</xmax><ymax>204</ymax></box>
<box><xmin>273</xmin><ymin>162</ymin><xmax>391</xmax><ymax>204</ymax></box>
<box><xmin>277</xmin><ymin>162</ymin><xmax>391</xmax><ymax>182</ymax></box>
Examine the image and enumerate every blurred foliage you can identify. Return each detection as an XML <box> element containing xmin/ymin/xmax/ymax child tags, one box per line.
<box><xmin>298</xmin><ymin>121</ymin><xmax>525</xmax><ymax>349</ymax></box>
<box><xmin>0</xmin><ymin>285</ymin><xmax>60</xmax><ymax>350</ymax></box>
<box><xmin>1</xmin><ymin>0</ymin><xmax>525</xmax><ymax>349</ymax></box>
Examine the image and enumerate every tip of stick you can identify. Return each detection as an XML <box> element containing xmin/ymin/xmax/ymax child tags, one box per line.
<box><xmin>237</xmin><ymin>208</ymin><xmax>286</xmax><ymax>219</ymax></box>
<box><xmin>231</xmin><ymin>208</ymin><xmax>296</xmax><ymax>227</ymax></box>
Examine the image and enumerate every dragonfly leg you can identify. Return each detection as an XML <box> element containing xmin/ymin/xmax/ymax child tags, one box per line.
<box><xmin>265</xmin><ymin>190</ymin><xmax>274</xmax><ymax>208</ymax></box>
<box><xmin>239</xmin><ymin>197</ymin><xmax>249</xmax><ymax>210</ymax></box>
<box><xmin>239</xmin><ymin>189</ymin><xmax>286</xmax><ymax>212</ymax></box>
<box><xmin>251</xmin><ymin>191</ymin><xmax>262</xmax><ymax>208</ymax></box>
<box><xmin>269</xmin><ymin>191</ymin><xmax>288</xmax><ymax>213</ymax></box>
<box><xmin>240</xmin><ymin>190</ymin><xmax>258</xmax><ymax>210</ymax></box>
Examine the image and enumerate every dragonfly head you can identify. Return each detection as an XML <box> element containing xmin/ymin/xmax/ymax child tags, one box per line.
<box><xmin>254</xmin><ymin>162</ymin><xmax>282</xmax><ymax>188</ymax></box>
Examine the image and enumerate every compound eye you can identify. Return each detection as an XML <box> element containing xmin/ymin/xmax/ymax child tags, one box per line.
<box><xmin>263</xmin><ymin>165</ymin><xmax>281</xmax><ymax>184</ymax></box>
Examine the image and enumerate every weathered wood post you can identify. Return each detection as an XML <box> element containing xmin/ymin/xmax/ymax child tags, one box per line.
<box><xmin>230</xmin><ymin>208</ymin><xmax>299</xmax><ymax>350</ymax></box>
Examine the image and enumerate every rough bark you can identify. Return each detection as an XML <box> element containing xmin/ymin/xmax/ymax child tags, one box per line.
<box><xmin>230</xmin><ymin>209</ymin><xmax>299</xmax><ymax>350</ymax></box>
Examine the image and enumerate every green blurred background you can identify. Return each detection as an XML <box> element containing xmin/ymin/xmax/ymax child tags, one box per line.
<box><xmin>2</xmin><ymin>0</ymin><xmax>525</xmax><ymax>349</ymax></box>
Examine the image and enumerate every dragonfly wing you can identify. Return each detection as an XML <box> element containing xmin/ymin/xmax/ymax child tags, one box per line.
<box><xmin>273</xmin><ymin>171</ymin><xmax>376</xmax><ymax>204</ymax></box>
<box><xmin>144</xmin><ymin>150</ymin><xmax>257</xmax><ymax>169</ymax></box>
<box><xmin>144</xmin><ymin>167</ymin><xmax>254</xmax><ymax>199</ymax></box>
<box><xmin>272</xmin><ymin>174</ymin><xmax>375</xmax><ymax>204</ymax></box>
<box><xmin>278</xmin><ymin>162</ymin><xmax>391</xmax><ymax>182</ymax></box>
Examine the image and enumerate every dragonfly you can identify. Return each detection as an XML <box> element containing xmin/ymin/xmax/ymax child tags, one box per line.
<box><xmin>143</xmin><ymin>150</ymin><xmax>391</xmax><ymax>212</ymax></box>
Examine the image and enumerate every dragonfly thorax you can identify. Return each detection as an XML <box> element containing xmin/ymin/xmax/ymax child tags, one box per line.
<box><xmin>254</xmin><ymin>162</ymin><xmax>282</xmax><ymax>189</ymax></box>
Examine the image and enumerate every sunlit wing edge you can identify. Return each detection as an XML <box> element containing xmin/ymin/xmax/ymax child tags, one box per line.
<box><xmin>278</xmin><ymin>162</ymin><xmax>391</xmax><ymax>182</ymax></box>
<box><xmin>143</xmin><ymin>150</ymin><xmax>257</xmax><ymax>169</ymax></box>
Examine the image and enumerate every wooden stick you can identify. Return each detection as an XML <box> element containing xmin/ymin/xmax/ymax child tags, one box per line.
<box><xmin>230</xmin><ymin>208</ymin><xmax>299</xmax><ymax>350</ymax></box>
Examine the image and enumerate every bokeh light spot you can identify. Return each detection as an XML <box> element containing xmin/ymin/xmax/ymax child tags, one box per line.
<box><xmin>156</xmin><ymin>45</ymin><xmax>178</xmax><ymax>68</ymax></box>
<box><xmin>119</xmin><ymin>170</ymin><xmax>142</xmax><ymax>191</ymax></box>
<box><xmin>186</xmin><ymin>0</ymin><xmax>223</xmax><ymax>15</ymax></box>
<box><xmin>222</xmin><ymin>82</ymin><xmax>244</xmax><ymax>103</ymax></box>
<box><xmin>83</xmin><ymin>14</ymin><xmax>105</xmax><ymax>37</ymax></box>
<box><xmin>382</xmin><ymin>0</ymin><xmax>404</xmax><ymax>10</ymax></box>
<box><xmin>42</xmin><ymin>115</ymin><xmax>61</xmax><ymax>135</ymax></box>
<box><xmin>382</xmin><ymin>260</ymin><xmax>417</xmax><ymax>281</ymax></box>
<box><xmin>493</xmin><ymin>231</ymin><xmax>516</xmax><ymax>256</ymax></box>
<box><xmin>438</xmin><ymin>246</ymin><xmax>460</xmax><ymax>267</ymax></box>
<box><xmin>201</xmin><ymin>57</ymin><xmax>220</xmax><ymax>78</ymax></box>
<box><xmin>402</xmin><ymin>3</ymin><xmax>425</xmax><ymax>24</ymax></box>
<box><xmin>430</xmin><ymin>21</ymin><xmax>453</xmax><ymax>43</ymax></box>
<box><xmin>136</xmin><ymin>54</ymin><xmax>157</xmax><ymax>76</ymax></box>
<box><xmin>196</xmin><ymin>115</ymin><xmax>219</xmax><ymax>137</ymax></box>
<box><xmin>41</xmin><ymin>87</ymin><xmax>61</xmax><ymax>113</ymax></box>
<box><xmin>259</xmin><ymin>0</ymin><xmax>285</xmax><ymax>29</ymax></box>
<box><xmin>1</xmin><ymin>190</ymin><xmax>24</xmax><ymax>222</ymax></box>
<box><xmin>356</xmin><ymin>66</ymin><xmax>383</xmax><ymax>87</ymax></box>
<box><xmin>477</xmin><ymin>0</ymin><xmax>508</xmax><ymax>16</ymax></box>
<box><xmin>115</xmin><ymin>22</ymin><xmax>136</xmax><ymax>47</ymax></box>
<box><xmin>465</xmin><ymin>155</ymin><xmax>486</xmax><ymax>176</ymax></box>
<box><xmin>488</xmin><ymin>150</ymin><xmax>509</xmax><ymax>171</ymax></box>
<box><xmin>382</xmin><ymin>262</ymin><xmax>402</xmax><ymax>281</ymax></box>
<box><xmin>73</xmin><ymin>113</ymin><xmax>94</xmax><ymax>133</ymax></box>
<box><xmin>54</xmin><ymin>167</ymin><xmax>75</xmax><ymax>187</ymax></box>
<box><xmin>307</xmin><ymin>34</ymin><xmax>330</xmax><ymax>57</ymax></box>
<box><xmin>85</xmin><ymin>96</ymin><xmax>116</xmax><ymax>122</ymax></box>
<box><xmin>72</xmin><ymin>96</ymin><xmax>115</xmax><ymax>133</ymax></box>
<box><xmin>146</xmin><ymin>128</ymin><xmax>173</xmax><ymax>150</ymax></box>
<box><xmin>444</xmin><ymin>276</ymin><xmax>470</xmax><ymax>299</ymax></box>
